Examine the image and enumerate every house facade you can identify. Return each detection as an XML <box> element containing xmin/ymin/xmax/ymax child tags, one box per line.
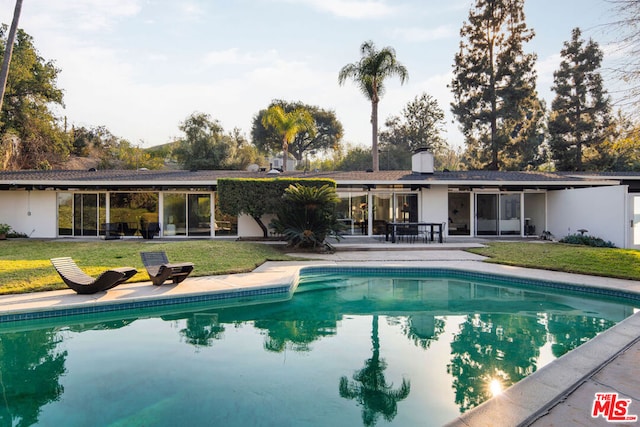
<box><xmin>1</xmin><ymin>152</ymin><xmax>639</xmax><ymax>249</ymax></box>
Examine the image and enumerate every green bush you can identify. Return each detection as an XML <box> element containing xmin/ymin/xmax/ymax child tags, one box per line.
<box><xmin>560</xmin><ymin>233</ymin><xmax>616</xmax><ymax>248</ymax></box>
<box><xmin>270</xmin><ymin>183</ymin><xmax>342</xmax><ymax>251</ymax></box>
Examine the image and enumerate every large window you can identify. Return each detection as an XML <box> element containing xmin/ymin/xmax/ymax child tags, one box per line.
<box><xmin>189</xmin><ymin>194</ymin><xmax>212</xmax><ymax>236</ymax></box>
<box><xmin>634</xmin><ymin>196</ymin><xmax>640</xmax><ymax>246</ymax></box>
<box><xmin>214</xmin><ymin>193</ymin><xmax>237</xmax><ymax>236</ymax></box>
<box><xmin>476</xmin><ymin>193</ymin><xmax>522</xmax><ymax>236</ymax></box>
<box><xmin>371</xmin><ymin>192</ymin><xmax>417</xmax><ymax>235</ymax></box>
<box><xmin>448</xmin><ymin>192</ymin><xmax>470</xmax><ymax>235</ymax></box>
<box><xmin>57</xmin><ymin>192</ymin><xmax>106</xmax><ymax>237</ymax></box>
<box><xmin>110</xmin><ymin>192</ymin><xmax>159</xmax><ymax>237</ymax></box>
<box><xmin>57</xmin><ymin>193</ymin><xmax>73</xmax><ymax>236</ymax></box>
<box><xmin>164</xmin><ymin>193</ymin><xmax>187</xmax><ymax>236</ymax></box>
<box><xmin>336</xmin><ymin>192</ymin><xmax>367</xmax><ymax>235</ymax></box>
<box><xmin>499</xmin><ymin>194</ymin><xmax>521</xmax><ymax>235</ymax></box>
<box><xmin>163</xmin><ymin>193</ymin><xmax>212</xmax><ymax>237</ymax></box>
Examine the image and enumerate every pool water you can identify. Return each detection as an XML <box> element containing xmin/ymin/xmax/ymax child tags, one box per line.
<box><xmin>0</xmin><ymin>270</ymin><xmax>637</xmax><ymax>427</ymax></box>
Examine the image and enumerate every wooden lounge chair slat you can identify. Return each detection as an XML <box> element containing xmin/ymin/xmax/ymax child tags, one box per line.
<box><xmin>140</xmin><ymin>251</ymin><xmax>194</xmax><ymax>286</ymax></box>
<box><xmin>50</xmin><ymin>257</ymin><xmax>137</xmax><ymax>294</ymax></box>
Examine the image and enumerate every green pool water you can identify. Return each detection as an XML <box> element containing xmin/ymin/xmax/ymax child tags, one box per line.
<box><xmin>0</xmin><ymin>270</ymin><xmax>637</xmax><ymax>427</ymax></box>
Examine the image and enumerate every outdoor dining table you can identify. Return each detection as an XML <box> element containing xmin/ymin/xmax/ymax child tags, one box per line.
<box><xmin>385</xmin><ymin>222</ymin><xmax>443</xmax><ymax>244</ymax></box>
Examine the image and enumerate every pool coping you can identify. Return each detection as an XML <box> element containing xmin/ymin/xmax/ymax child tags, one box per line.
<box><xmin>1</xmin><ymin>254</ymin><xmax>639</xmax><ymax>426</ymax></box>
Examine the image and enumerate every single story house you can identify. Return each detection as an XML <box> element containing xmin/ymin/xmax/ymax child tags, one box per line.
<box><xmin>1</xmin><ymin>152</ymin><xmax>639</xmax><ymax>248</ymax></box>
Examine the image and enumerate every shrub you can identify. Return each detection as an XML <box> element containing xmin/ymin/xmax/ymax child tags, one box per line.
<box><xmin>270</xmin><ymin>183</ymin><xmax>343</xmax><ymax>251</ymax></box>
<box><xmin>560</xmin><ymin>233</ymin><xmax>616</xmax><ymax>248</ymax></box>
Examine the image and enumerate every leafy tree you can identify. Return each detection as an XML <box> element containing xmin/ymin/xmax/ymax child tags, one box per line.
<box><xmin>334</xmin><ymin>145</ymin><xmax>372</xmax><ymax>171</ymax></box>
<box><xmin>584</xmin><ymin>112</ymin><xmax>640</xmax><ymax>171</ymax></box>
<box><xmin>270</xmin><ymin>183</ymin><xmax>342</xmax><ymax>250</ymax></box>
<box><xmin>379</xmin><ymin>92</ymin><xmax>447</xmax><ymax>169</ymax></box>
<box><xmin>339</xmin><ymin>40</ymin><xmax>408</xmax><ymax>172</ymax></box>
<box><xmin>451</xmin><ymin>0</ymin><xmax>544</xmax><ymax>170</ymax></box>
<box><xmin>0</xmin><ymin>0</ymin><xmax>23</xmax><ymax>112</ymax></box>
<box><xmin>261</xmin><ymin>105</ymin><xmax>316</xmax><ymax>172</ymax></box>
<box><xmin>69</xmin><ymin>125</ymin><xmax>162</xmax><ymax>170</ymax></box>
<box><xmin>548</xmin><ymin>28</ymin><xmax>611</xmax><ymax>171</ymax></box>
<box><xmin>436</xmin><ymin>145</ymin><xmax>467</xmax><ymax>171</ymax></box>
<box><xmin>114</xmin><ymin>139</ymin><xmax>165</xmax><ymax>170</ymax></box>
<box><xmin>380</xmin><ymin>92</ymin><xmax>446</xmax><ymax>152</ymax></box>
<box><xmin>376</xmin><ymin>145</ymin><xmax>411</xmax><ymax>170</ymax></box>
<box><xmin>173</xmin><ymin>112</ymin><xmax>233</xmax><ymax>170</ymax></box>
<box><xmin>606</xmin><ymin>0</ymin><xmax>640</xmax><ymax>111</ymax></box>
<box><xmin>217</xmin><ymin>178</ymin><xmax>335</xmax><ymax>237</ymax></box>
<box><xmin>0</xmin><ymin>329</ymin><xmax>67</xmax><ymax>426</ymax></box>
<box><xmin>252</xmin><ymin>100</ymin><xmax>343</xmax><ymax>164</ymax></box>
<box><xmin>547</xmin><ymin>314</ymin><xmax>615</xmax><ymax>357</ymax></box>
<box><xmin>225</xmin><ymin>127</ymin><xmax>262</xmax><ymax>170</ymax></box>
<box><xmin>447</xmin><ymin>313</ymin><xmax>545</xmax><ymax>413</ymax></box>
<box><xmin>0</xmin><ymin>27</ymin><xmax>67</xmax><ymax>170</ymax></box>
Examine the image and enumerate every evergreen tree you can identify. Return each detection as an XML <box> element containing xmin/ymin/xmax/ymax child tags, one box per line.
<box><xmin>548</xmin><ymin>28</ymin><xmax>611</xmax><ymax>171</ymax></box>
<box><xmin>379</xmin><ymin>92</ymin><xmax>448</xmax><ymax>170</ymax></box>
<box><xmin>379</xmin><ymin>92</ymin><xmax>447</xmax><ymax>154</ymax></box>
<box><xmin>451</xmin><ymin>0</ymin><xmax>544</xmax><ymax>170</ymax></box>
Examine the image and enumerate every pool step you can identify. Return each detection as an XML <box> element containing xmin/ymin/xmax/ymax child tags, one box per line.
<box><xmin>296</xmin><ymin>273</ymin><xmax>349</xmax><ymax>293</ymax></box>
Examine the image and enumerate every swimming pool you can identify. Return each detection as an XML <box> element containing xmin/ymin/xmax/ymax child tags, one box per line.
<box><xmin>0</xmin><ymin>267</ymin><xmax>638</xmax><ymax>427</ymax></box>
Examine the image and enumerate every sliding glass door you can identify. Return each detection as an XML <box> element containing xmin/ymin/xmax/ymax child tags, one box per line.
<box><xmin>163</xmin><ymin>193</ymin><xmax>212</xmax><ymax>237</ymax></box>
<box><xmin>476</xmin><ymin>193</ymin><xmax>522</xmax><ymax>236</ymax></box>
<box><xmin>476</xmin><ymin>194</ymin><xmax>498</xmax><ymax>235</ymax></box>
<box><xmin>67</xmin><ymin>193</ymin><xmax>106</xmax><ymax>237</ymax></box>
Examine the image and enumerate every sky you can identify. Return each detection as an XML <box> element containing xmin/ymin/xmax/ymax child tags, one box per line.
<box><xmin>0</xmin><ymin>0</ymin><xmax>624</xmax><ymax>150</ymax></box>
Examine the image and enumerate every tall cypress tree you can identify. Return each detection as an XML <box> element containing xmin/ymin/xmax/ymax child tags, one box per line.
<box><xmin>451</xmin><ymin>0</ymin><xmax>544</xmax><ymax>170</ymax></box>
<box><xmin>548</xmin><ymin>27</ymin><xmax>611</xmax><ymax>171</ymax></box>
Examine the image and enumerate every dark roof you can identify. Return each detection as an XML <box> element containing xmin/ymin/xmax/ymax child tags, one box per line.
<box><xmin>0</xmin><ymin>168</ymin><xmax>630</xmax><ymax>190</ymax></box>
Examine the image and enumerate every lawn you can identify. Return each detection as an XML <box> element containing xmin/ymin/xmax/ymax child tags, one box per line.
<box><xmin>0</xmin><ymin>239</ymin><xmax>297</xmax><ymax>294</ymax></box>
<box><xmin>2</xmin><ymin>239</ymin><xmax>640</xmax><ymax>295</ymax></box>
<box><xmin>468</xmin><ymin>241</ymin><xmax>640</xmax><ymax>280</ymax></box>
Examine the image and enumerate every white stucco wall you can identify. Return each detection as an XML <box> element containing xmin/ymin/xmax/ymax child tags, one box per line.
<box><xmin>524</xmin><ymin>192</ymin><xmax>546</xmax><ymax>235</ymax></box>
<box><xmin>0</xmin><ymin>190</ymin><xmax>58</xmax><ymax>238</ymax></box>
<box><xmin>547</xmin><ymin>185</ymin><xmax>628</xmax><ymax>247</ymax></box>
<box><xmin>237</xmin><ymin>213</ymin><xmax>277</xmax><ymax>237</ymax></box>
<box><xmin>420</xmin><ymin>185</ymin><xmax>449</xmax><ymax>229</ymax></box>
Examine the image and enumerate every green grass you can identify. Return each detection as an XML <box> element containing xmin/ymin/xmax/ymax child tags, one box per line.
<box><xmin>2</xmin><ymin>239</ymin><xmax>640</xmax><ymax>295</ymax></box>
<box><xmin>468</xmin><ymin>241</ymin><xmax>640</xmax><ymax>280</ymax></box>
<box><xmin>0</xmin><ymin>239</ymin><xmax>298</xmax><ymax>295</ymax></box>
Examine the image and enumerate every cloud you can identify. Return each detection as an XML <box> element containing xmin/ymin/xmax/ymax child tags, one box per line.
<box><xmin>279</xmin><ymin>0</ymin><xmax>397</xmax><ymax>19</ymax></box>
<box><xmin>178</xmin><ymin>1</ymin><xmax>205</xmax><ymax>20</ymax></box>
<box><xmin>392</xmin><ymin>25</ymin><xmax>456</xmax><ymax>43</ymax></box>
<box><xmin>536</xmin><ymin>53</ymin><xmax>561</xmax><ymax>87</ymax></box>
<box><xmin>202</xmin><ymin>48</ymin><xmax>279</xmax><ymax>66</ymax></box>
<box><xmin>18</xmin><ymin>0</ymin><xmax>142</xmax><ymax>32</ymax></box>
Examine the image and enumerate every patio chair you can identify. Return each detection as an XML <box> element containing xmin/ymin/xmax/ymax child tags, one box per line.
<box><xmin>140</xmin><ymin>251</ymin><xmax>194</xmax><ymax>286</ymax></box>
<box><xmin>140</xmin><ymin>222</ymin><xmax>160</xmax><ymax>239</ymax></box>
<box><xmin>50</xmin><ymin>257</ymin><xmax>138</xmax><ymax>294</ymax></box>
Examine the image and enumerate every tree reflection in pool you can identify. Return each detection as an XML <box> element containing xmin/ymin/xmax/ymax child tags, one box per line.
<box><xmin>0</xmin><ymin>270</ymin><xmax>636</xmax><ymax>427</ymax></box>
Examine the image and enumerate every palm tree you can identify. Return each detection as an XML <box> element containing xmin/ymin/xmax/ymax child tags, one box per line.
<box><xmin>339</xmin><ymin>314</ymin><xmax>411</xmax><ymax>426</ymax></box>
<box><xmin>0</xmin><ymin>0</ymin><xmax>24</xmax><ymax>113</ymax></box>
<box><xmin>261</xmin><ymin>105</ymin><xmax>315</xmax><ymax>171</ymax></box>
<box><xmin>338</xmin><ymin>40</ymin><xmax>408</xmax><ymax>172</ymax></box>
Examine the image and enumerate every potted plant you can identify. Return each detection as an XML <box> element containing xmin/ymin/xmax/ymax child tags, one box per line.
<box><xmin>0</xmin><ymin>223</ymin><xmax>12</xmax><ymax>240</ymax></box>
